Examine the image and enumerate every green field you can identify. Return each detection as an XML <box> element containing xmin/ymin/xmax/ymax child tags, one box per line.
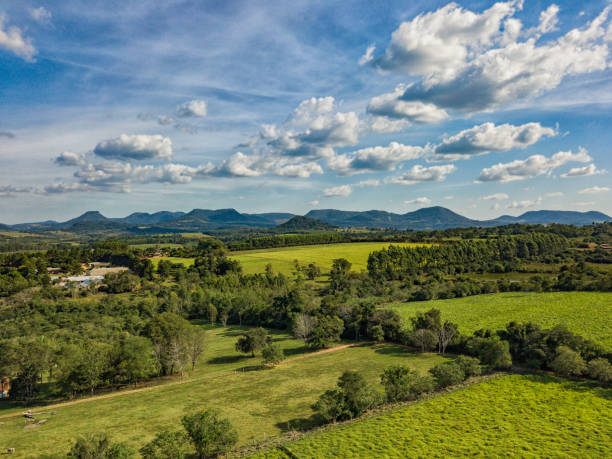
<box><xmin>257</xmin><ymin>373</ymin><xmax>612</xmax><ymax>458</ymax></box>
<box><xmin>0</xmin><ymin>332</ymin><xmax>447</xmax><ymax>458</ymax></box>
<box><xmin>230</xmin><ymin>242</ymin><xmax>427</xmax><ymax>275</ymax></box>
<box><xmin>389</xmin><ymin>292</ymin><xmax>612</xmax><ymax>349</ymax></box>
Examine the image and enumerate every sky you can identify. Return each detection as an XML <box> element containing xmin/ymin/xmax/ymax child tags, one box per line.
<box><xmin>1</xmin><ymin>0</ymin><xmax>611</xmax><ymax>224</ymax></box>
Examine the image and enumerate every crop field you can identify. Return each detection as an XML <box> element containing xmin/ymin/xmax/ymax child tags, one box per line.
<box><xmin>389</xmin><ymin>292</ymin><xmax>612</xmax><ymax>349</ymax></box>
<box><xmin>257</xmin><ymin>374</ymin><xmax>612</xmax><ymax>458</ymax></box>
<box><xmin>230</xmin><ymin>242</ymin><xmax>428</xmax><ymax>275</ymax></box>
<box><xmin>0</xmin><ymin>335</ymin><xmax>447</xmax><ymax>458</ymax></box>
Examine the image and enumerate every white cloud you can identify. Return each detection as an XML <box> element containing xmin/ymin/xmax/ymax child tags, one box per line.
<box><xmin>405</xmin><ymin>197</ymin><xmax>431</xmax><ymax>205</ymax></box>
<box><xmin>482</xmin><ymin>193</ymin><xmax>509</xmax><ymax>201</ymax></box>
<box><xmin>434</xmin><ymin>122</ymin><xmax>556</xmax><ymax>160</ymax></box>
<box><xmin>328</xmin><ymin>141</ymin><xmax>427</xmax><ymax>175</ymax></box>
<box><xmin>358</xmin><ymin>44</ymin><xmax>375</xmax><ymax>66</ymax></box>
<box><xmin>93</xmin><ymin>134</ymin><xmax>173</xmax><ymax>161</ymax></box>
<box><xmin>369</xmin><ymin>116</ymin><xmax>409</xmax><ymax>133</ymax></box>
<box><xmin>506</xmin><ymin>196</ymin><xmax>542</xmax><ymax>209</ymax></box>
<box><xmin>532</xmin><ymin>4</ymin><xmax>560</xmax><ymax>36</ymax></box>
<box><xmin>54</xmin><ymin>151</ymin><xmax>86</xmax><ymax>167</ymax></box>
<box><xmin>323</xmin><ymin>184</ymin><xmax>352</xmax><ymax>197</ymax></box>
<box><xmin>367</xmin><ymin>4</ymin><xmax>612</xmax><ymax>119</ymax></box>
<box><xmin>578</xmin><ymin>186</ymin><xmax>610</xmax><ymax>194</ymax></box>
<box><xmin>28</xmin><ymin>7</ymin><xmax>52</xmax><ymax>25</ymax></box>
<box><xmin>355</xmin><ymin>179</ymin><xmax>380</xmax><ymax>187</ymax></box>
<box><xmin>444</xmin><ymin>195</ymin><xmax>454</xmax><ymax>200</ymax></box>
<box><xmin>176</xmin><ymin>99</ymin><xmax>208</xmax><ymax>118</ymax></box>
<box><xmin>309</xmin><ymin>200</ymin><xmax>320</xmax><ymax>207</ymax></box>
<box><xmin>560</xmin><ymin>163</ymin><xmax>606</xmax><ymax>178</ymax></box>
<box><xmin>0</xmin><ymin>14</ymin><xmax>37</xmax><ymax>61</ymax></box>
<box><xmin>477</xmin><ymin>148</ymin><xmax>591</xmax><ymax>182</ymax></box>
<box><xmin>367</xmin><ymin>86</ymin><xmax>449</xmax><ymax>123</ymax></box>
<box><xmin>575</xmin><ymin>201</ymin><xmax>596</xmax><ymax>207</ymax></box>
<box><xmin>391</xmin><ymin>164</ymin><xmax>456</xmax><ymax>185</ymax></box>
<box><xmin>545</xmin><ymin>191</ymin><xmax>564</xmax><ymax>198</ymax></box>
<box><xmin>0</xmin><ymin>185</ymin><xmax>33</xmax><ymax>197</ymax></box>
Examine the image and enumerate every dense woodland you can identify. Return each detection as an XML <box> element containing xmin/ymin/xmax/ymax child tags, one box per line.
<box><xmin>1</xmin><ymin>223</ymin><xmax>611</xmax><ymax>408</ymax></box>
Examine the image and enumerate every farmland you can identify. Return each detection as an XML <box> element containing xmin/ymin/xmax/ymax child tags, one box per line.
<box><xmin>0</xmin><ymin>336</ymin><xmax>447</xmax><ymax>458</ymax></box>
<box><xmin>389</xmin><ymin>292</ymin><xmax>612</xmax><ymax>349</ymax></box>
<box><xmin>257</xmin><ymin>374</ymin><xmax>612</xmax><ymax>458</ymax></box>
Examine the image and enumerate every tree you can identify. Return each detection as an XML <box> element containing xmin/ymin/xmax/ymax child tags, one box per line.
<box><xmin>314</xmin><ymin>371</ymin><xmax>380</xmax><ymax>423</ymax></box>
<box><xmin>381</xmin><ymin>365</ymin><xmax>417</xmax><ymax>402</ymax></box>
<box><xmin>307</xmin><ymin>316</ymin><xmax>344</xmax><ymax>349</ymax></box>
<box><xmin>235</xmin><ymin>327</ymin><xmax>269</xmax><ymax>357</ymax></box>
<box><xmin>410</xmin><ymin>308</ymin><xmax>441</xmax><ymax>331</ymax></box>
<box><xmin>304</xmin><ymin>263</ymin><xmax>321</xmax><ymax>280</ymax></box>
<box><xmin>140</xmin><ymin>430</ymin><xmax>191</xmax><ymax>459</ymax></box>
<box><xmin>551</xmin><ymin>346</ymin><xmax>586</xmax><ymax>377</ymax></box>
<box><xmin>182</xmin><ymin>409</ymin><xmax>238</xmax><ymax>459</ymax></box>
<box><xmin>68</xmin><ymin>433</ymin><xmax>135</xmax><ymax>458</ymax></box>
<box><xmin>111</xmin><ymin>335</ymin><xmax>157</xmax><ymax>384</ymax></box>
<box><xmin>261</xmin><ymin>343</ymin><xmax>284</xmax><ymax>366</ymax></box>
<box><xmin>146</xmin><ymin>313</ymin><xmax>192</xmax><ymax>375</ymax></box>
<box><xmin>292</xmin><ymin>313</ymin><xmax>315</xmax><ymax>344</ymax></box>
<box><xmin>412</xmin><ymin>329</ymin><xmax>438</xmax><ymax>352</ymax></box>
<box><xmin>185</xmin><ymin>327</ymin><xmax>207</xmax><ymax>371</ymax></box>
<box><xmin>430</xmin><ymin>362</ymin><xmax>465</xmax><ymax>388</ymax></box>
<box><xmin>313</xmin><ymin>389</ymin><xmax>347</xmax><ymax>423</ymax></box>
<box><xmin>587</xmin><ymin>358</ymin><xmax>612</xmax><ymax>384</ymax></box>
<box><xmin>370</xmin><ymin>325</ymin><xmax>384</xmax><ymax>343</ymax></box>
<box><xmin>436</xmin><ymin>321</ymin><xmax>459</xmax><ymax>354</ymax></box>
<box><xmin>468</xmin><ymin>336</ymin><xmax>512</xmax><ymax>369</ymax></box>
<box><xmin>329</xmin><ymin>258</ymin><xmax>352</xmax><ymax>292</ymax></box>
<box><xmin>1</xmin><ymin>338</ymin><xmax>51</xmax><ymax>403</ymax></box>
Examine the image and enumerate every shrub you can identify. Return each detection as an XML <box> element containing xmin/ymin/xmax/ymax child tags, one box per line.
<box><xmin>67</xmin><ymin>433</ymin><xmax>135</xmax><ymax>458</ymax></box>
<box><xmin>587</xmin><ymin>358</ymin><xmax>612</xmax><ymax>384</ymax></box>
<box><xmin>370</xmin><ymin>325</ymin><xmax>385</xmax><ymax>342</ymax></box>
<box><xmin>182</xmin><ymin>409</ymin><xmax>238</xmax><ymax>459</ymax></box>
<box><xmin>140</xmin><ymin>431</ymin><xmax>191</xmax><ymax>459</ymax></box>
<box><xmin>261</xmin><ymin>343</ymin><xmax>285</xmax><ymax>366</ymax></box>
<box><xmin>412</xmin><ymin>329</ymin><xmax>438</xmax><ymax>352</ymax></box>
<box><xmin>430</xmin><ymin>362</ymin><xmax>465</xmax><ymax>388</ymax></box>
<box><xmin>235</xmin><ymin>327</ymin><xmax>269</xmax><ymax>357</ymax></box>
<box><xmin>314</xmin><ymin>371</ymin><xmax>380</xmax><ymax>423</ymax></box>
<box><xmin>307</xmin><ymin>316</ymin><xmax>344</xmax><ymax>349</ymax></box>
<box><xmin>550</xmin><ymin>346</ymin><xmax>587</xmax><ymax>377</ymax></box>
<box><xmin>381</xmin><ymin>365</ymin><xmax>434</xmax><ymax>402</ymax></box>
<box><xmin>313</xmin><ymin>389</ymin><xmax>348</xmax><ymax>423</ymax></box>
<box><xmin>468</xmin><ymin>336</ymin><xmax>512</xmax><ymax>369</ymax></box>
<box><xmin>455</xmin><ymin>355</ymin><xmax>481</xmax><ymax>378</ymax></box>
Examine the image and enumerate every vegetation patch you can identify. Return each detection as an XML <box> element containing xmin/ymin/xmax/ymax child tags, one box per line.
<box><xmin>255</xmin><ymin>374</ymin><xmax>612</xmax><ymax>458</ymax></box>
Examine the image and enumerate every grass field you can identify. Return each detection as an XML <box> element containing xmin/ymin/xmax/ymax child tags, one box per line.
<box><xmin>0</xmin><ymin>333</ymin><xmax>447</xmax><ymax>458</ymax></box>
<box><xmin>230</xmin><ymin>242</ymin><xmax>427</xmax><ymax>275</ymax></box>
<box><xmin>389</xmin><ymin>292</ymin><xmax>612</xmax><ymax>349</ymax></box>
<box><xmin>257</xmin><ymin>373</ymin><xmax>612</xmax><ymax>458</ymax></box>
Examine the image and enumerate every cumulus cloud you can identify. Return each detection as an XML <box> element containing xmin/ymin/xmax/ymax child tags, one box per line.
<box><xmin>405</xmin><ymin>197</ymin><xmax>432</xmax><ymax>205</ymax></box>
<box><xmin>0</xmin><ymin>14</ymin><xmax>37</xmax><ymax>61</ymax></box>
<box><xmin>328</xmin><ymin>141</ymin><xmax>427</xmax><ymax>175</ymax></box>
<box><xmin>545</xmin><ymin>191</ymin><xmax>564</xmax><ymax>198</ymax></box>
<box><xmin>482</xmin><ymin>193</ymin><xmax>509</xmax><ymax>201</ymax></box>
<box><xmin>323</xmin><ymin>185</ymin><xmax>352</xmax><ymax>197</ymax></box>
<box><xmin>309</xmin><ymin>200</ymin><xmax>320</xmax><ymax>207</ymax></box>
<box><xmin>93</xmin><ymin>134</ymin><xmax>173</xmax><ymax>161</ymax></box>
<box><xmin>477</xmin><ymin>148</ymin><xmax>591</xmax><ymax>182</ymax></box>
<box><xmin>369</xmin><ymin>116</ymin><xmax>410</xmax><ymax>133</ymax></box>
<box><xmin>54</xmin><ymin>151</ymin><xmax>86</xmax><ymax>167</ymax></box>
<box><xmin>576</xmin><ymin>201</ymin><xmax>596</xmax><ymax>207</ymax></box>
<box><xmin>176</xmin><ymin>99</ymin><xmax>208</xmax><ymax>118</ymax></box>
<box><xmin>367</xmin><ymin>4</ymin><xmax>612</xmax><ymax>121</ymax></box>
<box><xmin>0</xmin><ymin>185</ymin><xmax>33</xmax><ymax>197</ymax></box>
<box><xmin>560</xmin><ymin>163</ymin><xmax>606</xmax><ymax>178</ymax></box>
<box><xmin>578</xmin><ymin>186</ymin><xmax>610</xmax><ymax>194</ymax></box>
<box><xmin>434</xmin><ymin>122</ymin><xmax>556</xmax><ymax>160</ymax></box>
<box><xmin>391</xmin><ymin>164</ymin><xmax>456</xmax><ymax>185</ymax></box>
<box><xmin>29</xmin><ymin>7</ymin><xmax>52</xmax><ymax>25</ymax></box>
<box><xmin>355</xmin><ymin>179</ymin><xmax>380</xmax><ymax>187</ymax></box>
<box><xmin>506</xmin><ymin>196</ymin><xmax>542</xmax><ymax>209</ymax></box>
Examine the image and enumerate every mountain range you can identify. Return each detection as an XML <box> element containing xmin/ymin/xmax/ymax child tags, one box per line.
<box><xmin>3</xmin><ymin>207</ymin><xmax>610</xmax><ymax>233</ymax></box>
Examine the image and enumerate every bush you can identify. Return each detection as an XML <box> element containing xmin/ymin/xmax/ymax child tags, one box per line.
<box><xmin>261</xmin><ymin>343</ymin><xmax>284</xmax><ymax>366</ymax></box>
<box><xmin>182</xmin><ymin>409</ymin><xmax>238</xmax><ymax>459</ymax></box>
<box><xmin>235</xmin><ymin>327</ymin><xmax>269</xmax><ymax>357</ymax></box>
<box><xmin>411</xmin><ymin>328</ymin><xmax>438</xmax><ymax>352</ymax></box>
<box><xmin>140</xmin><ymin>431</ymin><xmax>191</xmax><ymax>459</ymax></box>
<box><xmin>468</xmin><ymin>336</ymin><xmax>512</xmax><ymax>369</ymax></box>
<box><xmin>307</xmin><ymin>316</ymin><xmax>344</xmax><ymax>349</ymax></box>
<box><xmin>587</xmin><ymin>358</ymin><xmax>612</xmax><ymax>384</ymax></box>
<box><xmin>68</xmin><ymin>433</ymin><xmax>135</xmax><ymax>458</ymax></box>
<box><xmin>312</xmin><ymin>389</ymin><xmax>348</xmax><ymax>423</ymax></box>
<box><xmin>381</xmin><ymin>365</ymin><xmax>434</xmax><ymax>402</ymax></box>
<box><xmin>314</xmin><ymin>371</ymin><xmax>380</xmax><ymax>423</ymax></box>
<box><xmin>370</xmin><ymin>325</ymin><xmax>385</xmax><ymax>342</ymax></box>
<box><xmin>430</xmin><ymin>362</ymin><xmax>465</xmax><ymax>388</ymax></box>
<box><xmin>455</xmin><ymin>355</ymin><xmax>481</xmax><ymax>378</ymax></box>
<box><xmin>550</xmin><ymin>346</ymin><xmax>586</xmax><ymax>377</ymax></box>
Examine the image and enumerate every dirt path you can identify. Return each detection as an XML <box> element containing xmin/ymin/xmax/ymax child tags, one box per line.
<box><xmin>0</xmin><ymin>342</ymin><xmax>373</xmax><ymax>421</ymax></box>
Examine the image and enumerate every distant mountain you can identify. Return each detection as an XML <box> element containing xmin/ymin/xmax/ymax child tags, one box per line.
<box><xmin>275</xmin><ymin>215</ymin><xmax>337</xmax><ymax>232</ymax></box>
<box><xmin>2</xmin><ymin>207</ymin><xmax>609</xmax><ymax>233</ymax></box>
<box><xmin>489</xmin><ymin>210</ymin><xmax>611</xmax><ymax>226</ymax></box>
<box><xmin>306</xmin><ymin>206</ymin><xmax>479</xmax><ymax>230</ymax></box>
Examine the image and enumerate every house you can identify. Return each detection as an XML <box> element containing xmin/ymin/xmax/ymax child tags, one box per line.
<box><xmin>0</xmin><ymin>376</ymin><xmax>10</xmax><ymax>399</ymax></box>
<box><xmin>64</xmin><ymin>275</ymin><xmax>104</xmax><ymax>287</ymax></box>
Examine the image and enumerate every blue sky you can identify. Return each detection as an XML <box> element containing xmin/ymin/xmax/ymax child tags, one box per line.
<box><xmin>1</xmin><ymin>0</ymin><xmax>611</xmax><ymax>223</ymax></box>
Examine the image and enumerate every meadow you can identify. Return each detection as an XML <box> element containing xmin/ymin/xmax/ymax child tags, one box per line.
<box><xmin>0</xmin><ymin>333</ymin><xmax>447</xmax><ymax>458</ymax></box>
<box><xmin>257</xmin><ymin>373</ymin><xmax>612</xmax><ymax>458</ymax></box>
<box><xmin>389</xmin><ymin>292</ymin><xmax>612</xmax><ymax>349</ymax></box>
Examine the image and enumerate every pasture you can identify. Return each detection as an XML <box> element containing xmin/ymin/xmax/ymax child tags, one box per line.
<box><xmin>0</xmin><ymin>335</ymin><xmax>447</xmax><ymax>458</ymax></box>
<box><xmin>389</xmin><ymin>292</ymin><xmax>612</xmax><ymax>349</ymax></box>
<box><xmin>257</xmin><ymin>374</ymin><xmax>612</xmax><ymax>458</ymax></box>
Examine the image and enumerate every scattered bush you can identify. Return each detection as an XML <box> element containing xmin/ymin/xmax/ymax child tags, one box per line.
<box><xmin>430</xmin><ymin>362</ymin><xmax>465</xmax><ymax>388</ymax></box>
<box><xmin>550</xmin><ymin>346</ymin><xmax>586</xmax><ymax>377</ymax></box>
<box><xmin>261</xmin><ymin>343</ymin><xmax>285</xmax><ymax>366</ymax></box>
<box><xmin>454</xmin><ymin>355</ymin><xmax>481</xmax><ymax>378</ymax></box>
<box><xmin>140</xmin><ymin>430</ymin><xmax>191</xmax><ymax>459</ymax></box>
<box><xmin>182</xmin><ymin>409</ymin><xmax>238</xmax><ymax>459</ymax></box>
<box><xmin>587</xmin><ymin>358</ymin><xmax>612</xmax><ymax>384</ymax></box>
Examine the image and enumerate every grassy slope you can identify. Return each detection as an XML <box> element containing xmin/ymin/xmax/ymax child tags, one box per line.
<box><xmin>390</xmin><ymin>292</ymin><xmax>612</xmax><ymax>349</ymax></box>
<box><xmin>0</xmin><ymin>341</ymin><xmax>447</xmax><ymax>458</ymax></box>
<box><xmin>230</xmin><ymin>242</ymin><xmax>427</xmax><ymax>275</ymax></box>
<box><xmin>257</xmin><ymin>374</ymin><xmax>612</xmax><ymax>458</ymax></box>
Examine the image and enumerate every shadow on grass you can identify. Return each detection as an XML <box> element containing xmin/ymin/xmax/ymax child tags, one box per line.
<box><xmin>207</xmin><ymin>355</ymin><xmax>247</xmax><ymax>365</ymax></box>
<box><xmin>372</xmin><ymin>344</ymin><xmax>414</xmax><ymax>356</ymax></box>
<box><xmin>235</xmin><ymin>364</ymin><xmax>267</xmax><ymax>373</ymax></box>
<box><xmin>276</xmin><ymin>414</ymin><xmax>322</xmax><ymax>433</ymax></box>
<box><xmin>519</xmin><ymin>372</ymin><xmax>612</xmax><ymax>401</ymax></box>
